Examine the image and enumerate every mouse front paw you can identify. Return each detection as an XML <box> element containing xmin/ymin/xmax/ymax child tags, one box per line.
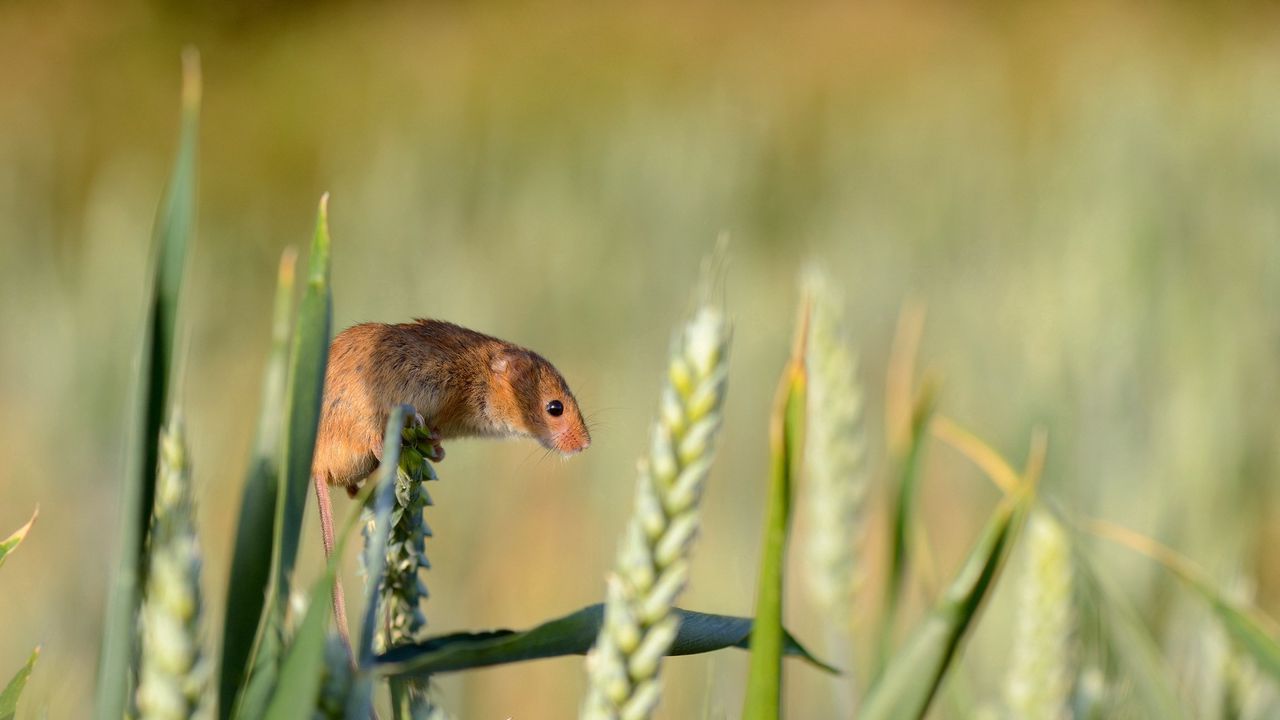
<box><xmin>425</xmin><ymin>426</ymin><xmax>446</xmax><ymax>463</ymax></box>
<box><xmin>398</xmin><ymin>408</ymin><xmax>446</xmax><ymax>464</ymax></box>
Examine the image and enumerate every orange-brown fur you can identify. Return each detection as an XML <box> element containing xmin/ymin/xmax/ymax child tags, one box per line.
<box><xmin>312</xmin><ymin>319</ymin><xmax>591</xmax><ymax>494</ymax></box>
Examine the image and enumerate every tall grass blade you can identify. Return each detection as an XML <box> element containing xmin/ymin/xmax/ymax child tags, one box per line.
<box><xmin>0</xmin><ymin>647</ymin><xmax>38</xmax><ymax>720</ymax></box>
<box><xmin>379</xmin><ymin>605</ymin><xmax>834</xmax><ymax>677</ymax></box>
<box><xmin>861</xmin><ymin>487</ymin><xmax>1033</xmax><ymax>720</ymax></box>
<box><xmin>237</xmin><ymin>195</ymin><xmax>333</xmax><ymax>717</ymax></box>
<box><xmin>743</xmin><ymin>300</ymin><xmax>809</xmax><ymax>720</ymax></box>
<box><xmin>346</xmin><ymin>406</ymin><xmax>409</xmax><ymax>719</ymax></box>
<box><xmin>275</xmin><ymin>194</ymin><xmax>334</xmax><ymax>611</ymax></box>
<box><xmin>1090</xmin><ymin>519</ymin><xmax>1280</xmax><ymax>681</ymax></box>
<box><xmin>261</xmin><ymin>591</ymin><xmax>330</xmax><ymax>720</ymax></box>
<box><xmin>94</xmin><ymin>49</ymin><xmax>200</xmax><ymax>720</ymax></box>
<box><xmin>218</xmin><ymin>248</ymin><xmax>297</xmax><ymax>719</ymax></box>
<box><xmin>0</xmin><ymin>509</ymin><xmax>37</xmax><ymax>571</ymax></box>
<box><xmin>876</xmin><ymin>381</ymin><xmax>937</xmax><ymax>674</ymax></box>
<box><xmin>876</xmin><ymin>305</ymin><xmax>936</xmax><ymax>675</ymax></box>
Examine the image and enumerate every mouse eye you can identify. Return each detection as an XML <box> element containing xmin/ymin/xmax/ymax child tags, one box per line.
<box><xmin>546</xmin><ymin>400</ymin><xmax>564</xmax><ymax>417</ymax></box>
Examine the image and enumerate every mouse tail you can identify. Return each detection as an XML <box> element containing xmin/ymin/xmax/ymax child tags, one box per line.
<box><xmin>314</xmin><ymin>473</ymin><xmax>356</xmax><ymax>667</ymax></box>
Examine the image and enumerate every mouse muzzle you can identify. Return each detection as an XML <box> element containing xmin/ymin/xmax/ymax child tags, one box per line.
<box><xmin>550</xmin><ymin>425</ymin><xmax>591</xmax><ymax>455</ymax></box>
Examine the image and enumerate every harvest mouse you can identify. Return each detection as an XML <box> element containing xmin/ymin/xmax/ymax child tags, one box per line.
<box><xmin>311</xmin><ymin>318</ymin><xmax>591</xmax><ymax>655</ymax></box>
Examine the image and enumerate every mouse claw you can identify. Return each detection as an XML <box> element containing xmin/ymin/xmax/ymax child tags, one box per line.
<box><xmin>426</xmin><ymin>426</ymin><xmax>446</xmax><ymax>463</ymax></box>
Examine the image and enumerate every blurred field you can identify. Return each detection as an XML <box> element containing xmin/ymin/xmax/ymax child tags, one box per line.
<box><xmin>2</xmin><ymin>1</ymin><xmax>1279</xmax><ymax>717</ymax></box>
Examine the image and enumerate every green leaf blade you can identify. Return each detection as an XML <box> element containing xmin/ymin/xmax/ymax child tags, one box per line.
<box><xmin>0</xmin><ymin>647</ymin><xmax>39</xmax><ymax>720</ymax></box>
<box><xmin>261</xmin><ymin>578</ymin><xmax>334</xmax><ymax>720</ymax></box>
<box><xmin>1092</xmin><ymin>519</ymin><xmax>1280</xmax><ymax>687</ymax></box>
<box><xmin>218</xmin><ymin>248</ymin><xmax>298</xmax><ymax>720</ymax></box>
<box><xmin>376</xmin><ymin>605</ymin><xmax>833</xmax><ymax>678</ymax></box>
<box><xmin>236</xmin><ymin>195</ymin><xmax>332</xmax><ymax>718</ymax></box>
<box><xmin>1202</xmin><ymin>591</ymin><xmax>1280</xmax><ymax>679</ymax></box>
<box><xmin>93</xmin><ymin>50</ymin><xmax>200</xmax><ymax>720</ymax></box>
<box><xmin>743</xmin><ymin>352</ymin><xmax>807</xmax><ymax>720</ymax></box>
<box><xmin>861</xmin><ymin>490</ymin><xmax>1031</xmax><ymax>720</ymax></box>
<box><xmin>262</xmin><ymin>468</ymin><xmax>372</xmax><ymax>720</ymax></box>
<box><xmin>275</xmin><ymin>194</ymin><xmax>333</xmax><ymax>602</ymax></box>
<box><xmin>877</xmin><ymin>383</ymin><xmax>937</xmax><ymax>675</ymax></box>
<box><xmin>0</xmin><ymin>509</ymin><xmax>37</xmax><ymax>572</ymax></box>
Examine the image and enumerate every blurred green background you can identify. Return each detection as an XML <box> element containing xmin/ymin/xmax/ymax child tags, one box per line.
<box><xmin>2</xmin><ymin>1</ymin><xmax>1279</xmax><ymax>717</ymax></box>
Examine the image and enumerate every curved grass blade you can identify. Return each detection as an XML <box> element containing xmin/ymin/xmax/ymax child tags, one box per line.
<box><xmin>0</xmin><ymin>647</ymin><xmax>39</xmax><ymax>720</ymax></box>
<box><xmin>0</xmin><ymin>509</ymin><xmax>36</xmax><ymax>572</ymax></box>
<box><xmin>931</xmin><ymin>416</ymin><xmax>1019</xmax><ymax>495</ymax></box>
<box><xmin>376</xmin><ymin>605</ymin><xmax>834</xmax><ymax>678</ymax></box>
<box><xmin>236</xmin><ymin>195</ymin><xmax>333</xmax><ymax>718</ymax></box>
<box><xmin>94</xmin><ymin>49</ymin><xmax>200</xmax><ymax>720</ymax></box>
<box><xmin>345</xmin><ymin>406</ymin><xmax>409</xmax><ymax>719</ymax></box>
<box><xmin>1090</xmin><ymin>519</ymin><xmax>1280</xmax><ymax>681</ymax></box>
<box><xmin>218</xmin><ymin>248</ymin><xmax>297</xmax><ymax>719</ymax></box>
<box><xmin>743</xmin><ymin>299</ymin><xmax>809</xmax><ymax>720</ymax></box>
<box><xmin>861</xmin><ymin>487</ymin><xmax>1033</xmax><ymax>720</ymax></box>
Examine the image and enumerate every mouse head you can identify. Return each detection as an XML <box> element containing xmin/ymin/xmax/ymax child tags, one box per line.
<box><xmin>488</xmin><ymin>349</ymin><xmax>591</xmax><ymax>455</ymax></box>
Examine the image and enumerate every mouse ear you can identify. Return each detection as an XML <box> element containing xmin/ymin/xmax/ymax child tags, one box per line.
<box><xmin>490</xmin><ymin>349</ymin><xmax>529</xmax><ymax>377</ymax></box>
<box><xmin>490</xmin><ymin>354</ymin><xmax>509</xmax><ymax>375</ymax></box>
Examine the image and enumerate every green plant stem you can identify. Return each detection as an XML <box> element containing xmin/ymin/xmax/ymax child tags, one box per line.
<box><xmin>743</xmin><ymin>304</ymin><xmax>808</xmax><ymax>720</ymax></box>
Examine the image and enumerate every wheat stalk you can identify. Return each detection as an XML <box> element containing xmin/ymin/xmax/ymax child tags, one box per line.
<box><xmin>582</xmin><ymin>304</ymin><xmax>731</xmax><ymax>720</ymax></box>
<box><xmin>361</xmin><ymin>423</ymin><xmax>442</xmax><ymax>715</ymax></box>
<box><xmin>136</xmin><ymin>415</ymin><xmax>209</xmax><ymax>720</ymax></box>
<box><xmin>800</xmin><ymin>269</ymin><xmax>869</xmax><ymax>629</ymax></box>
<box><xmin>1005</xmin><ymin>510</ymin><xmax>1076</xmax><ymax>720</ymax></box>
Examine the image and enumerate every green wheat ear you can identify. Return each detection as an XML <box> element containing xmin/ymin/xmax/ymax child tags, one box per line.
<box><xmin>1005</xmin><ymin>510</ymin><xmax>1076</xmax><ymax>720</ymax></box>
<box><xmin>799</xmin><ymin>269</ymin><xmax>869</xmax><ymax>629</ymax></box>
<box><xmin>362</xmin><ymin>423</ymin><xmax>442</xmax><ymax>715</ymax></box>
<box><xmin>582</xmin><ymin>303</ymin><xmax>732</xmax><ymax>720</ymax></box>
<box><xmin>136</xmin><ymin>414</ymin><xmax>209</xmax><ymax>720</ymax></box>
<box><xmin>367</xmin><ymin>427</ymin><xmax>438</xmax><ymax>652</ymax></box>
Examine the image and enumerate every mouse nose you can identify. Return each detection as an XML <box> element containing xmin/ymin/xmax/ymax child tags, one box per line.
<box><xmin>556</xmin><ymin>429</ymin><xmax>591</xmax><ymax>455</ymax></box>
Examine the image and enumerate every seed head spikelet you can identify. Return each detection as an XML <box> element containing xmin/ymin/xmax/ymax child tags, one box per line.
<box><xmin>1004</xmin><ymin>510</ymin><xmax>1076</xmax><ymax>720</ymax></box>
<box><xmin>800</xmin><ymin>270</ymin><xmax>869</xmax><ymax>628</ymax></box>
<box><xmin>136</xmin><ymin>414</ymin><xmax>209</xmax><ymax>720</ymax></box>
<box><xmin>362</xmin><ymin>422</ymin><xmax>443</xmax><ymax>714</ymax></box>
<box><xmin>582</xmin><ymin>302</ymin><xmax>731</xmax><ymax>720</ymax></box>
